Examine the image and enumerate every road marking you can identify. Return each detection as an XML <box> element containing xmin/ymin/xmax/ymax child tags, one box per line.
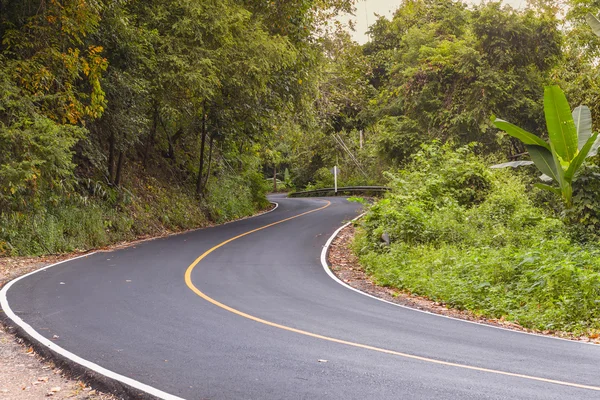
<box><xmin>185</xmin><ymin>200</ymin><xmax>600</xmax><ymax>393</ymax></box>
<box><xmin>0</xmin><ymin>253</ymin><xmax>186</xmax><ymax>400</ymax></box>
<box><xmin>0</xmin><ymin>202</ymin><xmax>281</xmax><ymax>400</ymax></box>
<box><xmin>320</xmin><ymin>217</ymin><xmax>600</xmax><ymax>347</ymax></box>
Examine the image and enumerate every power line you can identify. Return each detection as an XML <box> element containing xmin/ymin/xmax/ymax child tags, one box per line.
<box><xmin>332</xmin><ymin>133</ymin><xmax>369</xmax><ymax>179</ymax></box>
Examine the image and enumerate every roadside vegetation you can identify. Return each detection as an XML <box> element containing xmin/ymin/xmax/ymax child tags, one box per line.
<box><xmin>3</xmin><ymin>0</ymin><xmax>600</xmax><ymax>335</ymax></box>
<box><xmin>353</xmin><ymin>143</ymin><xmax>600</xmax><ymax>334</ymax></box>
<box><xmin>301</xmin><ymin>0</ymin><xmax>600</xmax><ymax>335</ymax></box>
<box><xmin>0</xmin><ymin>0</ymin><xmax>352</xmax><ymax>256</ymax></box>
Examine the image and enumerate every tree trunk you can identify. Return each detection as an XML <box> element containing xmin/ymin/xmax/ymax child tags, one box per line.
<box><xmin>108</xmin><ymin>132</ymin><xmax>116</xmax><ymax>184</ymax></box>
<box><xmin>143</xmin><ymin>103</ymin><xmax>159</xmax><ymax>167</ymax></box>
<box><xmin>115</xmin><ymin>151</ymin><xmax>125</xmax><ymax>187</ymax></box>
<box><xmin>273</xmin><ymin>164</ymin><xmax>277</xmax><ymax>192</ymax></box>
<box><xmin>202</xmin><ymin>134</ymin><xmax>215</xmax><ymax>194</ymax></box>
<box><xmin>166</xmin><ymin>128</ymin><xmax>183</xmax><ymax>160</ymax></box>
<box><xmin>196</xmin><ymin>108</ymin><xmax>208</xmax><ymax>196</ymax></box>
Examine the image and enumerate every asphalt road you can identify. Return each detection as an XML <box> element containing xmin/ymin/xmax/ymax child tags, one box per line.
<box><xmin>3</xmin><ymin>195</ymin><xmax>600</xmax><ymax>399</ymax></box>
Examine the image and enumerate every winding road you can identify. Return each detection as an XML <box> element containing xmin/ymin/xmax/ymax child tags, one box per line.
<box><xmin>2</xmin><ymin>195</ymin><xmax>600</xmax><ymax>399</ymax></box>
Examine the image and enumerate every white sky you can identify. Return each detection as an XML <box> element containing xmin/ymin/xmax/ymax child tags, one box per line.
<box><xmin>345</xmin><ymin>0</ymin><xmax>526</xmax><ymax>44</ymax></box>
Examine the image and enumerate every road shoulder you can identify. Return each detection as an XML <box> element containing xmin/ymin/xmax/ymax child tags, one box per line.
<box><xmin>0</xmin><ymin>202</ymin><xmax>278</xmax><ymax>400</ymax></box>
<box><xmin>327</xmin><ymin>223</ymin><xmax>600</xmax><ymax>345</ymax></box>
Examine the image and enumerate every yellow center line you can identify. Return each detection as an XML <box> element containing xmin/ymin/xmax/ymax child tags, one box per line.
<box><xmin>184</xmin><ymin>200</ymin><xmax>600</xmax><ymax>393</ymax></box>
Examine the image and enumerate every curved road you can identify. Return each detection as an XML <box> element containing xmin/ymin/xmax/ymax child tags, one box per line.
<box><xmin>3</xmin><ymin>195</ymin><xmax>600</xmax><ymax>399</ymax></box>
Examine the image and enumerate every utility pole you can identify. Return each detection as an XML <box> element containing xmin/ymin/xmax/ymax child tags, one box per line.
<box><xmin>273</xmin><ymin>164</ymin><xmax>277</xmax><ymax>192</ymax></box>
<box><xmin>359</xmin><ymin>129</ymin><xmax>364</xmax><ymax>149</ymax></box>
<box><xmin>334</xmin><ymin>166</ymin><xmax>338</xmax><ymax>194</ymax></box>
<box><xmin>331</xmin><ymin>166</ymin><xmax>339</xmax><ymax>194</ymax></box>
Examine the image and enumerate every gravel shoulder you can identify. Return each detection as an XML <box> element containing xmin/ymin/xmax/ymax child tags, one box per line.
<box><xmin>328</xmin><ymin>223</ymin><xmax>600</xmax><ymax>345</ymax></box>
<box><xmin>1</xmin><ymin>255</ymin><xmax>119</xmax><ymax>400</ymax></box>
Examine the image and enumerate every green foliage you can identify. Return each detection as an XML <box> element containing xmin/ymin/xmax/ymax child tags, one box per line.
<box><xmin>388</xmin><ymin>141</ymin><xmax>493</xmax><ymax>208</ymax></box>
<box><xmin>355</xmin><ymin>143</ymin><xmax>600</xmax><ymax>333</ymax></box>
<box><xmin>205</xmin><ymin>170</ymin><xmax>270</xmax><ymax>223</ymax></box>
<box><xmin>0</xmin><ymin>116</ymin><xmax>84</xmax><ymax>210</ymax></box>
<box><xmin>0</xmin><ymin>0</ymin><xmax>105</xmax><ymax>213</ymax></box>
<box><xmin>564</xmin><ymin>163</ymin><xmax>600</xmax><ymax>242</ymax></box>
<box><xmin>362</xmin><ymin>0</ymin><xmax>561</xmax><ymax>157</ymax></box>
<box><xmin>1</xmin><ymin>0</ymin><xmax>359</xmax><ymax>256</ymax></box>
<box><xmin>373</xmin><ymin>116</ymin><xmax>421</xmax><ymax>165</ymax></box>
<box><xmin>283</xmin><ymin>168</ymin><xmax>293</xmax><ymax>188</ymax></box>
<box><xmin>303</xmin><ymin>165</ymin><xmax>379</xmax><ymax>191</ymax></box>
<box><xmin>0</xmin><ymin>203</ymin><xmax>110</xmax><ymax>255</ymax></box>
<box><xmin>492</xmin><ymin>86</ymin><xmax>600</xmax><ymax>207</ymax></box>
<box><xmin>0</xmin><ymin>165</ymin><xmax>208</xmax><ymax>255</ymax></box>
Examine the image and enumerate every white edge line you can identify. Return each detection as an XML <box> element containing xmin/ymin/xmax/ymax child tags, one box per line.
<box><xmin>320</xmin><ymin>213</ymin><xmax>598</xmax><ymax>347</ymax></box>
<box><xmin>0</xmin><ymin>252</ymin><xmax>186</xmax><ymax>400</ymax></box>
<box><xmin>0</xmin><ymin>201</ymin><xmax>281</xmax><ymax>400</ymax></box>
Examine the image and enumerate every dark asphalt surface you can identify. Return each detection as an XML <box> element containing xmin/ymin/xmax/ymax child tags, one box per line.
<box><xmin>4</xmin><ymin>195</ymin><xmax>600</xmax><ymax>399</ymax></box>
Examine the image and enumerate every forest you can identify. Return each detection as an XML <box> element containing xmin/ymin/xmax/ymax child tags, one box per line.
<box><xmin>2</xmin><ymin>0</ymin><xmax>600</xmax><ymax>333</ymax></box>
<box><xmin>0</xmin><ymin>0</ymin><xmax>354</xmax><ymax>254</ymax></box>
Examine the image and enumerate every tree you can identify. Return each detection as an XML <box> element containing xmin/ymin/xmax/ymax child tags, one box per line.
<box><xmin>360</xmin><ymin>0</ymin><xmax>562</xmax><ymax>163</ymax></box>
<box><xmin>0</xmin><ymin>0</ymin><xmax>106</xmax><ymax>211</ymax></box>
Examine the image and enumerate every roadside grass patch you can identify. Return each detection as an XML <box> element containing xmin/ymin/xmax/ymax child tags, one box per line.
<box><xmin>354</xmin><ymin>143</ymin><xmax>600</xmax><ymax>334</ymax></box>
<box><xmin>0</xmin><ymin>165</ymin><xmax>270</xmax><ymax>256</ymax></box>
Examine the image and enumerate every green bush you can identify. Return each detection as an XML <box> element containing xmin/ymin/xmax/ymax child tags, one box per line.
<box><xmin>303</xmin><ymin>167</ymin><xmax>380</xmax><ymax>192</ymax></box>
<box><xmin>205</xmin><ymin>169</ymin><xmax>270</xmax><ymax>223</ymax></box>
<box><xmin>0</xmin><ymin>165</ymin><xmax>270</xmax><ymax>256</ymax></box>
<box><xmin>355</xmin><ymin>142</ymin><xmax>600</xmax><ymax>334</ymax></box>
<box><xmin>0</xmin><ymin>203</ymin><xmax>110</xmax><ymax>255</ymax></box>
<box><xmin>375</xmin><ymin>116</ymin><xmax>422</xmax><ymax>165</ymax></box>
<box><xmin>565</xmin><ymin>163</ymin><xmax>600</xmax><ymax>243</ymax></box>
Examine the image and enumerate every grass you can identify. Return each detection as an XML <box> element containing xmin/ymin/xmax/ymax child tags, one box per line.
<box><xmin>353</xmin><ymin>142</ymin><xmax>600</xmax><ymax>335</ymax></box>
<box><xmin>0</xmin><ymin>164</ymin><xmax>270</xmax><ymax>256</ymax></box>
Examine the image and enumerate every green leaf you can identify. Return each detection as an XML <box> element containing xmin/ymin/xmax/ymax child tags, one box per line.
<box><xmin>544</xmin><ymin>85</ymin><xmax>579</xmax><ymax>162</ymax></box>
<box><xmin>534</xmin><ymin>183</ymin><xmax>561</xmax><ymax>195</ymax></box>
<box><xmin>491</xmin><ymin>116</ymin><xmax>550</xmax><ymax>150</ymax></box>
<box><xmin>586</xmin><ymin>13</ymin><xmax>600</xmax><ymax>37</ymax></box>
<box><xmin>539</xmin><ymin>174</ymin><xmax>553</xmax><ymax>182</ymax></box>
<box><xmin>549</xmin><ymin>140</ymin><xmax>573</xmax><ymax>207</ymax></box>
<box><xmin>490</xmin><ymin>160</ymin><xmax>534</xmax><ymax>169</ymax></box>
<box><xmin>572</xmin><ymin>105</ymin><xmax>592</xmax><ymax>150</ymax></box>
<box><xmin>588</xmin><ymin>135</ymin><xmax>600</xmax><ymax>158</ymax></box>
<box><xmin>526</xmin><ymin>145</ymin><xmax>558</xmax><ymax>182</ymax></box>
<box><xmin>565</xmin><ymin>132</ymin><xmax>599</xmax><ymax>180</ymax></box>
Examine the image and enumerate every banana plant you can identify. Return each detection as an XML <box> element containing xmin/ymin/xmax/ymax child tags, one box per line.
<box><xmin>586</xmin><ymin>13</ymin><xmax>600</xmax><ymax>37</ymax></box>
<box><xmin>491</xmin><ymin>85</ymin><xmax>600</xmax><ymax>208</ymax></box>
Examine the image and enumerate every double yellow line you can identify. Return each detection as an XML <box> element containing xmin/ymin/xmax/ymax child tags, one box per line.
<box><xmin>184</xmin><ymin>200</ymin><xmax>600</xmax><ymax>393</ymax></box>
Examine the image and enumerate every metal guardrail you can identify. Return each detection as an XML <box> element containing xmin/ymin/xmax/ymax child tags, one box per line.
<box><xmin>288</xmin><ymin>186</ymin><xmax>391</xmax><ymax>198</ymax></box>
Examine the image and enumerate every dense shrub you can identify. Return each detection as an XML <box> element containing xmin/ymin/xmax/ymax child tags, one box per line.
<box><xmin>0</xmin><ymin>165</ymin><xmax>269</xmax><ymax>256</ymax></box>
<box><xmin>302</xmin><ymin>167</ymin><xmax>379</xmax><ymax>191</ymax></box>
<box><xmin>206</xmin><ymin>169</ymin><xmax>270</xmax><ymax>223</ymax></box>
<box><xmin>565</xmin><ymin>163</ymin><xmax>600</xmax><ymax>243</ymax></box>
<box><xmin>355</xmin><ymin>142</ymin><xmax>600</xmax><ymax>333</ymax></box>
